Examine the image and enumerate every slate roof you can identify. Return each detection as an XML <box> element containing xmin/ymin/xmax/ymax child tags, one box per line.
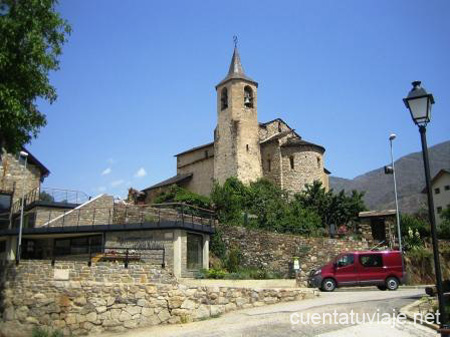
<box><xmin>281</xmin><ymin>139</ymin><xmax>325</xmax><ymax>153</ymax></box>
<box><xmin>142</xmin><ymin>173</ymin><xmax>193</xmax><ymax>191</ymax></box>
<box><xmin>216</xmin><ymin>47</ymin><xmax>258</xmax><ymax>89</ymax></box>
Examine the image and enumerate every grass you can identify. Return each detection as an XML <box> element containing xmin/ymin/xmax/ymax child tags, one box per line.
<box><xmin>195</xmin><ymin>267</ymin><xmax>283</xmax><ymax>280</ymax></box>
<box><xmin>31</xmin><ymin>327</ymin><xmax>63</xmax><ymax>337</ymax></box>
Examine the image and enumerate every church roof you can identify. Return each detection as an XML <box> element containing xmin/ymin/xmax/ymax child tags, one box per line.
<box><xmin>174</xmin><ymin>142</ymin><xmax>214</xmax><ymax>157</ymax></box>
<box><xmin>281</xmin><ymin>139</ymin><xmax>326</xmax><ymax>153</ymax></box>
<box><xmin>260</xmin><ymin>130</ymin><xmax>294</xmax><ymax>145</ymax></box>
<box><xmin>216</xmin><ymin>47</ymin><xmax>258</xmax><ymax>89</ymax></box>
<box><xmin>142</xmin><ymin>173</ymin><xmax>193</xmax><ymax>191</ymax></box>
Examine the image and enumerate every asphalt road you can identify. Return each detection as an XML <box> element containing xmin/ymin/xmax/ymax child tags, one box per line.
<box><xmin>98</xmin><ymin>288</ymin><xmax>438</xmax><ymax>337</ymax></box>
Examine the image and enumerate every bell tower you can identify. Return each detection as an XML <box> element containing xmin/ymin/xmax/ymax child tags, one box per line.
<box><xmin>214</xmin><ymin>40</ymin><xmax>262</xmax><ymax>185</ymax></box>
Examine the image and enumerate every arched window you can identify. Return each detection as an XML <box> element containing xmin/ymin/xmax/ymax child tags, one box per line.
<box><xmin>317</xmin><ymin>157</ymin><xmax>321</xmax><ymax>168</ymax></box>
<box><xmin>221</xmin><ymin>87</ymin><xmax>228</xmax><ymax>110</ymax></box>
<box><xmin>244</xmin><ymin>86</ymin><xmax>253</xmax><ymax>108</ymax></box>
<box><xmin>289</xmin><ymin>156</ymin><xmax>295</xmax><ymax>170</ymax></box>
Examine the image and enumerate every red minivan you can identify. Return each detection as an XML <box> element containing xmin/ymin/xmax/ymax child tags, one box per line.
<box><xmin>308</xmin><ymin>250</ymin><xmax>405</xmax><ymax>292</ymax></box>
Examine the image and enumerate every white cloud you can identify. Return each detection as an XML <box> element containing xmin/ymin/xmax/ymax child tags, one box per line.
<box><xmin>107</xmin><ymin>158</ymin><xmax>116</xmax><ymax>164</ymax></box>
<box><xmin>101</xmin><ymin>167</ymin><xmax>112</xmax><ymax>175</ymax></box>
<box><xmin>110</xmin><ymin>180</ymin><xmax>124</xmax><ymax>187</ymax></box>
<box><xmin>134</xmin><ymin>167</ymin><xmax>147</xmax><ymax>178</ymax></box>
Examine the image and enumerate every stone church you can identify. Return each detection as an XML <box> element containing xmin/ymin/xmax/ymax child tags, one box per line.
<box><xmin>143</xmin><ymin>46</ymin><xmax>330</xmax><ymax>200</ymax></box>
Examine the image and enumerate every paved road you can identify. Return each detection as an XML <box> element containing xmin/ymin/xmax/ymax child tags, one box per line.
<box><xmin>98</xmin><ymin>289</ymin><xmax>438</xmax><ymax>337</ymax></box>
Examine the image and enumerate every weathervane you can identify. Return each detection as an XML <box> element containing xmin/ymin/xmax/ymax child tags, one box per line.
<box><xmin>233</xmin><ymin>35</ymin><xmax>238</xmax><ymax>48</ymax></box>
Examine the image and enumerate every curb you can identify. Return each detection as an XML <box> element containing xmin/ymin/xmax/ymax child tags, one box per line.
<box><xmin>400</xmin><ymin>298</ymin><xmax>440</xmax><ymax>331</ymax></box>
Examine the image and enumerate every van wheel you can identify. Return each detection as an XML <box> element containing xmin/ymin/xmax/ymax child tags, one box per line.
<box><xmin>321</xmin><ymin>278</ymin><xmax>336</xmax><ymax>292</ymax></box>
<box><xmin>377</xmin><ymin>285</ymin><xmax>387</xmax><ymax>291</ymax></box>
<box><xmin>386</xmin><ymin>277</ymin><xmax>399</xmax><ymax>291</ymax></box>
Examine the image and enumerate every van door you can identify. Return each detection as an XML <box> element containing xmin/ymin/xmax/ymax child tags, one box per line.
<box><xmin>334</xmin><ymin>254</ymin><xmax>358</xmax><ymax>286</ymax></box>
<box><xmin>357</xmin><ymin>253</ymin><xmax>386</xmax><ymax>286</ymax></box>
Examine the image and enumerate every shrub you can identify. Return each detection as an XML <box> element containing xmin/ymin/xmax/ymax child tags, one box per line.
<box><xmin>225</xmin><ymin>247</ymin><xmax>242</xmax><ymax>273</ymax></box>
<box><xmin>32</xmin><ymin>327</ymin><xmax>63</xmax><ymax>337</ymax></box>
<box><xmin>210</xmin><ymin>227</ymin><xmax>227</xmax><ymax>261</ymax></box>
<box><xmin>154</xmin><ymin>185</ymin><xmax>211</xmax><ymax>210</ymax></box>
<box><xmin>401</xmin><ymin>213</ymin><xmax>430</xmax><ymax>238</ymax></box>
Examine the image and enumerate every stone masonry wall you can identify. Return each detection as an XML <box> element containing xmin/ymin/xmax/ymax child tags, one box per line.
<box><xmin>43</xmin><ymin>195</ymin><xmax>114</xmax><ymax>227</ymax></box>
<box><xmin>281</xmin><ymin>145</ymin><xmax>326</xmax><ymax>195</ymax></box>
<box><xmin>0</xmin><ymin>151</ymin><xmax>41</xmax><ymax>206</ymax></box>
<box><xmin>0</xmin><ymin>260</ymin><xmax>316</xmax><ymax>336</ymax></box>
<box><xmin>217</xmin><ymin>225</ymin><xmax>369</xmax><ymax>286</ymax></box>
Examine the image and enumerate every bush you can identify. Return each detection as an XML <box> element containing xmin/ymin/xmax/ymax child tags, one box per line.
<box><xmin>224</xmin><ymin>247</ymin><xmax>241</xmax><ymax>273</ymax></box>
<box><xmin>154</xmin><ymin>185</ymin><xmax>211</xmax><ymax>210</ymax></box>
<box><xmin>439</xmin><ymin>207</ymin><xmax>450</xmax><ymax>239</ymax></box>
<box><xmin>401</xmin><ymin>213</ymin><xmax>430</xmax><ymax>238</ymax></box>
<box><xmin>32</xmin><ymin>327</ymin><xmax>63</xmax><ymax>337</ymax></box>
<box><xmin>210</xmin><ymin>227</ymin><xmax>227</xmax><ymax>261</ymax></box>
<box><xmin>404</xmin><ymin>227</ymin><xmax>424</xmax><ymax>251</ymax></box>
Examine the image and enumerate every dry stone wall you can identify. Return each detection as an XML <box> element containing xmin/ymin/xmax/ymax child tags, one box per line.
<box><xmin>0</xmin><ymin>260</ymin><xmax>316</xmax><ymax>336</ymax></box>
<box><xmin>218</xmin><ymin>225</ymin><xmax>369</xmax><ymax>285</ymax></box>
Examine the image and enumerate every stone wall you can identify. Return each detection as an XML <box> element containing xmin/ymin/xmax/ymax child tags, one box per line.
<box><xmin>281</xmin><ymin>145</ymin><xmax>327</xmax><ymax>195</ymax></box>
<box><xmin>217</xmin><ymin>225</ymin><xmax>369</xmax><ymax>286</ymax></box>
<box><xmin>214</xmin><ymin>80</ymin><xmax>262</xmax><ymax>185</ymax></box>
<box><xmin>0</xmin><ymin>260</ymin><xmax>316</xmax><ymax>336</ymax></box>
<box><xmin>43</xmin><ymin>195</ymin><xmax>114</xmax><ymax>227</ymax></box>
<box><xmin>0</xmin><ymin>151</ymin><xmax>42</xmax><ymax>206</ymax></box>
<box><xmin>104</xmin><ymin>230</ymin><xmax>174</xmax><ymax>268</ymax></box>
<box><xmin>177</xmin><ymin>155</ymin><xmax>214</xmax><ymax>197</ymax></box>
<box><xmin>260</xmin><ymin>141</ymin><xmax>282</xmax><ymax>188</ymax></box>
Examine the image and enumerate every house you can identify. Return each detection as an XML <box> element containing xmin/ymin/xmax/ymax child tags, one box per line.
<box><xmin>358</xmin><ymin>210</ymin><xmax>397</xmax><ymax>247</ymax></box>
<box><xmin>423</xmin><ymin>169</ymin><xmax>450</xmax><ymax>228</ymax></box>
<box><xmin>0</xmin><ymin>149</ymin><xmax>212</xmax><ymax>277</ymax></box>
<box><xmin>143</xmin><ymin>45</ymin><xmax>330</xmax><ymax>201</ymax></box>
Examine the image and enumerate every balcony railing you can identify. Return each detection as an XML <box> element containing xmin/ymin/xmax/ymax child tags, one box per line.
<box><xmin>10</xmin><ymin>187</ymin><xmax>90</xmax><ymax>214</ymax></box>
<box><xmin>10</xmin><ymin>202</ymin><xmax>216</xmax><ymax>231</ymax></box>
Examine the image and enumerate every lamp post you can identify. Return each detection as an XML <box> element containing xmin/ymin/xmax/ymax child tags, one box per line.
<box><xmin>388</xmin><ymin>133</ymin><xmax>402</xmax><ymax>253</ymax></box>
<box><xmin>16</xmin><ymin>150</ymin><xmax>28</xmax><ymax>265</ymax></box>
<box><xmin>403</xmin><ymin>81</ymin><xmax>447</xmax><ymax>333</ymax></box>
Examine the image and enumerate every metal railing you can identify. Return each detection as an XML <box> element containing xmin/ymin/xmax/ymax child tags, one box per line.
<box><xmin>10</xmin><ymin>187</ymin><xmax>90</xmax><ymax>214</ymax></box>
<box><xmin>10</xmin><ymin>202</ymin><xmax>216</xmax><ymax>230</ymax></box>
<box><xmin>19</xmin><ymin>244</ymin><xmax>166</xmax><ymax>268</ymax></box>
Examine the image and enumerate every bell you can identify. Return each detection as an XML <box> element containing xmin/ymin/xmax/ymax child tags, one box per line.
<box><xmin>244</xmin><ymin>96</ymin><xmax>251</xmax><ymax>104</ymax></box>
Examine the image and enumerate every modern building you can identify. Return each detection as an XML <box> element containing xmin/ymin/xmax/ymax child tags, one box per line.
<box><xmin>424</xmin><ymin>169</ymin><xmax>450</xmax><ymax>228</ymax></box>
<box><xmin>143</xmin><ymin>46</ymin><xmax>330</xmax><ymax>201</ymax></box>
<box><xmin>0</xmin><ymin>149</ymin><xmax>212</xmax><ymax>278</ymax></box>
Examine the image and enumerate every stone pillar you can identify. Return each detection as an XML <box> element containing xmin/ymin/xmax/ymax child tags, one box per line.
<box><xmin>173</xmin><ymin>229</ymin><xmax>182</xmax><ymax>277</ymax></box>
<box><xmin>202</xmin><ymin>234</ymin><xmax>209</xmax><ymax>270</ymax></box>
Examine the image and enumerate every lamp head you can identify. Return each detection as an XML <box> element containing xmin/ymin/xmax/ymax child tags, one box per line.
<box><xmin>403</xmin><ymin>81</ymin><xmax>435</xmax><ymax>126</ymax></box>
<box><xmin>19</xmin><ymin>151</ymin><xmax>28</xmax><ymax>157</ymax></box>
<box><xmin>389</xmin><ymin>133</ymin><xmax>396</xmax><ymax>141</ymax></box>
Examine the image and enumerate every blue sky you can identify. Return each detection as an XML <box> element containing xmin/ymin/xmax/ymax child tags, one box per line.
<box><xmin>30</xmin><ymin>0</ymin><xmax>450</xmax><ymax>198</ymax></box>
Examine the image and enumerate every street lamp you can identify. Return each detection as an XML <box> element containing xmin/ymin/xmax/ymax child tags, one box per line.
<box><xmin>403</xmin><ymin>81</ymin><xmax>447</xmax><ymax>333</ymax></box>
<box><xmin>16</xmin><ymin>150</ymin><xmax>28</xmax><ymax>265</ymax></box>
<box><xmin>388</xmin><ymin>133</ymin><xmax>402</xmax><ymax>253</ymax></box>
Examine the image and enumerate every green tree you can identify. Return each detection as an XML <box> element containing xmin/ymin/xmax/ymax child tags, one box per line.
<box><xmin>439</xmin><ymin>207</ymin><xmax>450</xmax><ymax>239</ymax></box>
<box><xmin>210</xmin><ymin>177</ymin><xmax>247</xmax><ymax>225</ymax></box>
<box><xmin>294</xmin><ymin>181</ymin><xmax>366</xmax><ymax>230</ymax></box>
<box><xmin>0</xmin><ymin>0</ymin><xmax>71</xmax><ymax>152</ymax></box>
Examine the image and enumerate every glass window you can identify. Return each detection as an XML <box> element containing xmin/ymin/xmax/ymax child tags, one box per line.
<box><xmin>54</xmin><ymin>239</ymin><xmax>71</xmax><ymax>256</ymax></box>
<box><xmin>435</xmin><ymin>188</ymin><xmax>440</xmax><ymax>194</ymax></box>
<box><xmin>359</xmin><ymin>254</ymin><xmax>383</xmax><ymax>267</ymax></box>
<box><xmin>336</xmin><ymin>254</ymin><xmax>354</xmax><ymax>267</ymax></box>
<box><xmin>0</xmin><ymin>241</ymin><xmax>6</xmax><ymax>253</ymax></box>
<box><xmin>445</xmin><ymin>185</ymin><xmax>450</xmax><ymax>191</ymax></box>
<box><xmin>437</xmin><ymin>207</ymin><xmax>442</xmax><ymax>214</ymax></box>
<box><xmin>0</xmin><ymin>193</ymin><xmax>12</xmax><ymax>212</ymax></box>
<box><xmin>187</xmin><ymin>233</ymin><xmax>203</xmax><ymax>270</ymax></box>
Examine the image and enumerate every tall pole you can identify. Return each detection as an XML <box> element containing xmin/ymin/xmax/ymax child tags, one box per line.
<box><xmin>16</xmin><ymin>154</ymin><xmax>28</xmax><ymax>265</ymax></box>
<box><xmin>389</xmin><ymin>136</ymin><xmax>402</xmax><ymax>252</ymax></box>
<box><xmin>419</xmin><ymin>125</ymin><xmax>447</xmax><ymax>329</ymax></box>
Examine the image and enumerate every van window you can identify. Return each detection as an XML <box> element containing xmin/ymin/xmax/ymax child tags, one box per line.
<box><xmin>336</xmin><ymin>254</ymin><xmax>354</xmax><ymax>267</ymax></box>
<box><xmin>359</xmin><ymin>254</ymin><xmax>383</xmax><ymax>267</ymax></box>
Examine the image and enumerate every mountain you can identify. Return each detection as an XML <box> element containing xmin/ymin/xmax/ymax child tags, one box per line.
<box><xmin>330</xmin><ymin>141</ymin><xmax>450</xmax><ymax>213</ymax></box>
